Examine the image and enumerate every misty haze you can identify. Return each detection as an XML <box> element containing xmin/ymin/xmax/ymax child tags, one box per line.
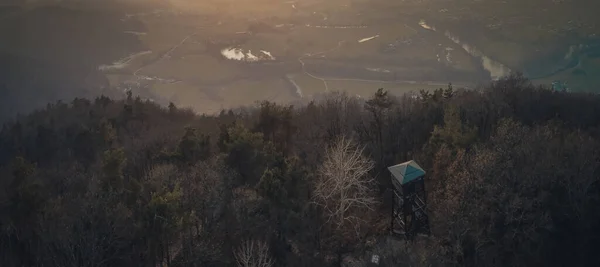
<box><xmin>1</xmin><ymin>0</ymin><xmax>598</xmax><ymax>121</ymax></box>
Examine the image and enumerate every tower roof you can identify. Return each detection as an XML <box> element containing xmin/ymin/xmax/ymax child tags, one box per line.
<box><xmin>388</xmin><ymin>160</ymin><xmax>426</xmax><ymax>185</ymax></box>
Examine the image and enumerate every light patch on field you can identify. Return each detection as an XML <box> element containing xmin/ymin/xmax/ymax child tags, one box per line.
<box><xmin>419</xmin><ymin>19</ymin><xmax>436</xmax><ymax>31</ymax></box>
<box><xmin>261</xmin><ymin>50</ymin><xmax>275</xmax><ymax>59</ymax></box>
<box><xmin>221</xmin><ymin>47</ymin><xmax>276</xmax><ymax>61</ymax></box>
<box><xmin>358</xmin><ymin>35</ymin><xmax>379</xmax><ymax>43</ymax></box>
<box><xmin>221</xmin><ymin>48</ymin><xmax>245</xmax><ymax>60</ymax></box>
<box><xmin>247</xmin><ymin>50</ymin><xmax>259</xmax><ymax>61</ymax></box>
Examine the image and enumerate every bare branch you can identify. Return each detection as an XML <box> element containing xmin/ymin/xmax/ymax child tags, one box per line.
<box><xmin>313</xmin><ymin>136</ymin><xmax>377</xmax><ymax>233</ymax></box>
<box><xmin>234</xmin><ymin>239</ymin><xmax>274</xmax><ymax>267</ymax></box>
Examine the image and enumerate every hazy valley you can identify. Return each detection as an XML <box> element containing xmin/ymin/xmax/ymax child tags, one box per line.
<box><xmin>1</xmin><ymin>0</ymin><xmax>599</xmax><ymax>119</ymax></box>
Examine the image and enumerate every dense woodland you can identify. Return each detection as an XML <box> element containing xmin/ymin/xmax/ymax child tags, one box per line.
<box><xmin>1</xmin><ymin>74</ymin><xmax>600</xmax><ymax>267</ymax></box>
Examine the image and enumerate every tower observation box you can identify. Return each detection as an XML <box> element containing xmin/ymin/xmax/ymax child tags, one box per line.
<box><xmin>388</xmin><ymin>160</ymin><xmax>431</xmax><ymax>239</ymax></box>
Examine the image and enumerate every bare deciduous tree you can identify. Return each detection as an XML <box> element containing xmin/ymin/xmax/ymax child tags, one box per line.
<box><xmin>313</xmin><ymin>136</ymin><xmax>377</xmax><ymax>233</ymax></box>
<box><xmin>234</xmin><ymin>239</ymin><xmax>274</xmax><ymax>267</ymax></box>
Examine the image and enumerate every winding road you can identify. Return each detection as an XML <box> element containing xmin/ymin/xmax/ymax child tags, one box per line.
<box><xmin>297</xmin><ymin>40</ymin><xmax>347</xmax><ymax>92</ymax></box>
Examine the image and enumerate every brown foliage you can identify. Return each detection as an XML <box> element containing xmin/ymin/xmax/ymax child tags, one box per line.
<box><xmin>2</xmin><ymin>76</ymin><xmax>600</xmax><ymax>266</ymax></box>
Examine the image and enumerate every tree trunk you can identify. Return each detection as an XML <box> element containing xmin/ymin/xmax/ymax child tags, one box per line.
<box><xmin>377</xmin><ymin>119</ymin><xmax>384</xmax><ymax>163</ymax></box>
<box><xmin>166</xmin><ymin>239</ymin><xmax>171</xmax><ymax>267</ymax></box>
<box><xmin>188</xmin><ymin>226</ymin><xmax>194</xmax><ymax>265</ymax></box>
<box><xmin>159</xmin><ymin>241</ymin><xmax>164</xmax><ymax>267</ymax></box>
<box><xmin>336</xmin><ymin>239</ymin><xmax>344</xmax><ymax>267</ymax></box>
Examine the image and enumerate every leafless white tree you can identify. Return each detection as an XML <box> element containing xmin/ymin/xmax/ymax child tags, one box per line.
<box><xmin>234</xmin><ymin>239</ymin><xmax>274</xmax><ymax>267</ymax></box>
<box><xmin>313</xmin><ymin>136</ymin><xmax>377</xmax><ymax>233</ymax></box>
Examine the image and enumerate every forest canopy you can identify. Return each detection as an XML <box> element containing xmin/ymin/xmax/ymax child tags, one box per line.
<box><xmin>1</xmin><ymin>74</ymin><xmax>599</xmax><ymax>267</ymax></box>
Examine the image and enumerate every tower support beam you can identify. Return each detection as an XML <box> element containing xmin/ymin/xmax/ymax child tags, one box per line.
<box><xmin>388</xmin><ymin>160</ymin><xmax>431</xmax><ymax>239</ymax></box>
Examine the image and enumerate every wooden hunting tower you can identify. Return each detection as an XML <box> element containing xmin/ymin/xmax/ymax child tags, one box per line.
<box><xmin>388</xmin><ymin>160</ymin><xmax>430</xmax><ymax>239</ymax></box>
